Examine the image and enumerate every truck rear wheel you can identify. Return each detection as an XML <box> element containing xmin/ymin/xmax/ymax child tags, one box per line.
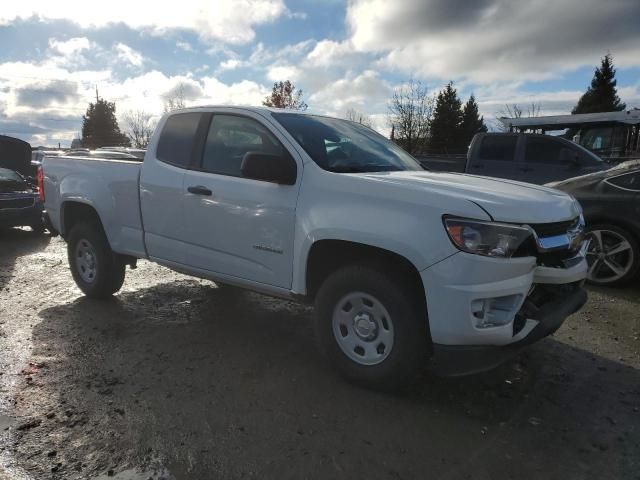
<box><xmin>67</xmin><ymin>222</ymin><xmax>126</xmax><ymax>298</ymax></box>
<box><xmin>314</xmin><ymin>265</ymin><xmax>428</xmax><ymax>390</ymax></box>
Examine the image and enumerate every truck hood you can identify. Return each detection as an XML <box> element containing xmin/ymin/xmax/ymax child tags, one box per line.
<box><xmin>352</xmin><ymin>170</ymin><xmax>581</xmax><ymax>224</ymax></box>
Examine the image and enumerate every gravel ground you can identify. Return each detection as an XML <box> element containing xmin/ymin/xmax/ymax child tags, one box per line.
<box><xmin>1</xmin><ymin>228</ymin><xmax>639</xmax><ymax>479</ymax></box>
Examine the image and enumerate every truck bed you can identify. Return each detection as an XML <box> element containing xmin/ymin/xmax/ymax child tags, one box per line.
<box><xmin>43</xmin><ymin>155</ymin><xmax>147</xmax><ymax>258</ymax></box>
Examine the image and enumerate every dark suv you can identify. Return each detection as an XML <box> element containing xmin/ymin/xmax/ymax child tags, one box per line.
<box><xmin>466</xmin><ymin>133</ymin><xmax>609</xmax><ymax>184</ymax></box>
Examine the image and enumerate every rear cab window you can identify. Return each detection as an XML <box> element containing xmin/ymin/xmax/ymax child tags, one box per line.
<box><xmin>156</xmin><ymin>113</ymin><xmax>203</xmax><ymax>168</ymax></box>
<box><xmin>524</xmin><ymin>137</ymin><xmax>565</xmax><ymax>164</ymax></box>
<box><xmin>477</xmin><ymin>136</ymin><xmax>517</xmax><ymax>161</ymax></box>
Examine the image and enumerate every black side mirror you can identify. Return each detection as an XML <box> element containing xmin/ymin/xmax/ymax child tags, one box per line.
<box><xmin>241</xmin><ymin>151</ymin><xmax>297</xmax><ymax>185</ymax></box>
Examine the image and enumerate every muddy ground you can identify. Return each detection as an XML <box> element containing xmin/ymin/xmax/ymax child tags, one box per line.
<box><xmin>0</xmin><ymin>228</ymin><xmax>638</xmax><ymax>479</ymax></box>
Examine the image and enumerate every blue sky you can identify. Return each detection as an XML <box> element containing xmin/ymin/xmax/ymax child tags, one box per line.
<box><xmin>0</xmin><ymin>0</ymin><xmax>638</xmax><ymax>146</ymax></box>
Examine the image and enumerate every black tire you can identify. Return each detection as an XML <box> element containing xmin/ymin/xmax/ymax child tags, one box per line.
<box><xmin>314</xmin><ymin>265</ymin><xmax>429</xmax><ymax>390</ymax></box>
<box><xmin>67</xmin><ymin>222</ymin><xmax>126</xmax><ymax>298</ymax></box>
<box><xmin>586</xmin><ymin>224</ymin><xmax>640</xmax><ymax>287</ymax></box>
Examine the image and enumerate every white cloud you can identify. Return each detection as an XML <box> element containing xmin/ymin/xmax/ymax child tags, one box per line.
<box><xmin>346</xmin><ymin>0</ymin><xmax>640</xmax><ymax>84</ymax></box>
<box><xmin>48</xmin><ymin>37</ymin><xmax>92</xmax><ymax>56</ymax></box>
<box><xmin>47</xmin><ymin>37</ymin><xmax>98</xmax><ymax>68</ymax></box>
<box><xmin>306</xmin><ymin>40</ymin><xmax>360</xmax><ymax>68</ymax></box>
<box><xmin>0</xmin><ymin>0</ymin><xmax>290</xmax><ymax>44</ymax></box>
<box><xmin>0</xmin><ymin>56</ymin><xmax>272</xmax><ymax>146</ymax></box>
<box><xmin>266</xmin><ymin>65</ymin><xmax>301</xmax><ymax>82</ymax></box>
<box><xmin>114</xmin><ymin>42</ymin><xmax>144</xmax><ymax>67</ymax></box>
<box><xmin>218</xmin><ymin>59</ymin><xmax>246</xmax><ymax>72</ymax></box>
<box><xmin>308</xmin><ymin>70</ymin><xmax>391</xmax><ymax>115</ymax></box>
<box><xmin>176</xmin><ymin>41</ymin><xmax>194</xmax><ymax>52</ymax></box>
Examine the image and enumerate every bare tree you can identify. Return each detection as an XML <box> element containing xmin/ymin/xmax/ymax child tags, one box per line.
<box><xmin>123</xmin><ymin>110</ymin><xmax>156</xmax><ymax>148</ymax></box>
<box><xmin>163</xmin><ymin>84</ymin><xmax>188</xmax><ymax>113</ymax></box>
<box><xmin>345</xmin><ymin>108</ymin><xmax>372</xmax><ymax>127</ymax></box>
<box><xmin>496</xmin><ymin>103</ymin><xmax>542</xmax><ymax>131</ymax></box>
<box><xmin>387</xmin><ymin>79</ymin><xmax>434</xmax><ymax>154</ymax></box>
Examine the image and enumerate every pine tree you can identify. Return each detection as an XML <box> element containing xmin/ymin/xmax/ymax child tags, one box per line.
<box><xmin>263</xmin><ymin>80</ymin><xmax>308</xmax><ymax>110</ymax></box>
<box><xmin>429</xmin><ymin>82</ymin><xmax>463</xmax><ymax>154</ymax></box>
<box><xmin>460</xmin><ymin>94</ymin><xmax>487</xmax><ymax>149</ymax></box>
<box><xmin>572</xmin><ymin>54</ymin><xmax>626</xmax><ymax>114</ymax></box>
<box><xmin>81</xmin><ymin>95</ymin><xmax>130</xmax><ymax>149</ymax></box>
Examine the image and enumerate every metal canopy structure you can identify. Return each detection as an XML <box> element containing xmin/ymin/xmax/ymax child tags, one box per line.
<box><xmin>499</xmin><ymin>109</ymin><xmax>640</xmax><ymax>131</ymax></box>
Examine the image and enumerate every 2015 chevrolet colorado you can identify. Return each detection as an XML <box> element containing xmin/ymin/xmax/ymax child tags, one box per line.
<box><xmin>42</xmin><ymin>106</ymin><xmax>588</xmax><ymax>388</ymax></box>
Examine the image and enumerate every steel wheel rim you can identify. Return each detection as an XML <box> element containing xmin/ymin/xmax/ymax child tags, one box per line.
<box><xmin>75</xmin><ymin>239</ymin><xmax>98</xmax><ymax>283</ymax></box>
<box><xmin>585</xmin><ymin>229</ymin><xmax>634</xmax><ymax>284</ymax></box>
<box><xmin>332</xmin><ymin>292</ymin><xmax>394</xmax><ymax>366</ymax></box>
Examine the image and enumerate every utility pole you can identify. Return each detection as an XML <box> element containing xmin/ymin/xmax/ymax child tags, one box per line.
<box><xmin>95</xmin><ymin>85</ymin><xmax>99</xmax><ymax>102</ymax></box>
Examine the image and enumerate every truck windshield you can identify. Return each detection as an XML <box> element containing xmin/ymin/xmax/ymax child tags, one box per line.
<box><xmin>272</xmin><ymin>112</ymin><xmax>423</xmax><ymax>173</ymax></box>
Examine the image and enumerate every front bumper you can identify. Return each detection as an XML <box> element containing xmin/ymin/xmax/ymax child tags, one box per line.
<box><xmin>428</xmin><ymin>283</ymin><xmax>586</xmax><ymax>376</ymax></box>
<box><xmin>420</xmin><ymin>246</ymin><xmax>588</xmax><ymax>375</ymax></box>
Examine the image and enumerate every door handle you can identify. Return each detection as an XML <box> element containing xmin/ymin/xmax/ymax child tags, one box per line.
<box><xmin>187</xmin><ymin>185</ymin><xmax>212</xmax><ymax>196</ymax></box>
<box><xmin>471</xmin><ymin>163</ymin><xmax>484</xmax><ymax>169</ymax></box>
<box><xmin>519</xmin><ymin>167</ymin><xmax>533</xmax><ymax>172</ymax></box>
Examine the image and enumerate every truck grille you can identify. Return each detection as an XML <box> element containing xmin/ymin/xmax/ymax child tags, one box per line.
<box><xmin>0</xmin><ymin>197</ymin><xmax>34</xmax><ymax>209</ymax></box>
<box><xmin>529</xmin><ymin>217</ymin><xmax>579</xmax><ymax>237</ymax></box>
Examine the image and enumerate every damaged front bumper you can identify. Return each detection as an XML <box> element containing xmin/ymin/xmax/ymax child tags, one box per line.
<box><xmin>420</xmin><ymin>241</ymin><xmax>589</xmax><ymax>376</ymax></box>
<box><xmin>428</xmin><ymin>282</ymin><xmax>586</xmax><ymax>376</ymax></box>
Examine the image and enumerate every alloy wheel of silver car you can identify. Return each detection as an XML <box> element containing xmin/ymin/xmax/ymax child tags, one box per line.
<box><xmin>332</xmin><ymin>291</ymin><xmax>394</xmax><ymax>366</ymax></box>
<box><xmin>75</xmin><ymin>238</ymin><xmax>98</xmax><ymax>283</ymax></box>
<box><xmin>586</xmin><ymin>229</ymin><xmax>635</xmax><ymax>284</ymax></box>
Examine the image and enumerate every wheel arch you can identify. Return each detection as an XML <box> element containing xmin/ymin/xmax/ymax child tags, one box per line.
<box><xmin>304</xmin><ymin>240</ymin><xmax>429</xmax><ymax>337</ymax></box>
<box><xmin>60</xmin><ymin>200</ymin><xmax>105</xmax><ymax>238</ymax></box>
<box><xmin>585</xmin><ymin>214</ymin><xmax>640</xmax><ymax>244</ymax></box>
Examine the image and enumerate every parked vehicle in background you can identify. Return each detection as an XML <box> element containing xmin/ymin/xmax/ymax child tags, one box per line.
<box><xmin>499</xmin><ymin>109</ymin><xmax>640</xmax><ymax>164</ymax></box>
<box><xmin>0</xmin><ymin>167</ymin><xmax>44</xmax><ymax>232</ymax></box>
<box><xmin>549</xmin><ymin>161</ymin><xmax>640</xmax><ymax>286</ymax></box>
<box><xmin>0</xmin><ymin>135</ymin><xmax>45</xmax><ymax>232</ymax></box>
<box><xmin>42</xmin><ymin>106</ymin><xmax>589</xmax><ymax>388</ymax></box>
<box><xmin>0</xmin><ymin>135</ymin><xmax>36</xmax><ymax>177</ymax></box>
<box><xmin>466</xmin><ymin>132</ymin><xmax>608</xmax><ymax>184</ymax></box>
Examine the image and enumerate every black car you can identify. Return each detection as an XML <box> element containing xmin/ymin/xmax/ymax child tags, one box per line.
<box><xmin>0</xmin><ymin>167</ymin><xmax>44</xmax><ymax>232</ymax></box>
<box><xmin>550</xmin><ymin>161</ymin><xmax>640</xmax><ymax>286</ymax></box>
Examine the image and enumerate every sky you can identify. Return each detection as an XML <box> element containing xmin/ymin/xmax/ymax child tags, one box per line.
<box><xmin>0</xmin><ymin>0</ymin><xmax>639</xmax><ymax>147</ymax></box>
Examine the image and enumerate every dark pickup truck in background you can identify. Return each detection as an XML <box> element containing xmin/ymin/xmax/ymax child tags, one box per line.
<box><xmin>465</xmin><ymin>133</ymin><xmax>609</xmax><ymax>184</ymax></box>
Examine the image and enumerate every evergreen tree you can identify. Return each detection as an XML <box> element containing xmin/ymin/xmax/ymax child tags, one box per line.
<box><xmin>263</xmin><ymin>80</ymin><xmax>308</xmax><ymax>110</ymax></box>
<box><xmin>572</xmin><ymin>54</ymin><xmax>626</xmax><ymax>114</ymax></box>
<box><xmin>429</xmin><ymin>82</ymin><xmax>463</xmax><ymax>154</ymax></box>
<box><xmin>81</xmin><ymin>96</ymin><xmax>130</xmax><ymax>148</ymax></box>
<box><xmin>460</xmin><ymin>94</ymin><xmax>487</xmax><ymax>148</ymax></box>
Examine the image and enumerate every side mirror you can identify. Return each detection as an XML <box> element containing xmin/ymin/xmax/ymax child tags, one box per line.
<box><xmin>240</xmin><ymin>151</ymin><xmax>297</xmax><ymax>185</ymax></box>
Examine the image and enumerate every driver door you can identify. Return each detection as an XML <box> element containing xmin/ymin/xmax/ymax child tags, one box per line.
<box><xmin>182</xmin><ymin>112</ymin><xmax>301</xmax><ymax>288</ymax></box>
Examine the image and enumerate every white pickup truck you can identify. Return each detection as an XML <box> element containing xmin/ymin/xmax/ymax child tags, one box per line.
<box><xmin>42</xmin><ymin>106</ymin><xmax>588</xmax><ymax>388</ymax></box>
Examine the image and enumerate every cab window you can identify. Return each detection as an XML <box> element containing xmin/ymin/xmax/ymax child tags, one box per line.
<box><xmin>524</xmin><ymin>137</ymin><xmax>565</xmax><ymax>164</ymax></box>
<box><xmin>200</xmin><ymin>115</ymin><xmax>285</xmax><ymax>178</ymax></box>
<box><xmin>156</xmin><ymin>113</ymin><xmax>202</xmax><ymax>168</ymax></box>
<box><xmin>477</xmin><ymin>136</ymin><xmax>517</xmax><ymax>161</ymax></box>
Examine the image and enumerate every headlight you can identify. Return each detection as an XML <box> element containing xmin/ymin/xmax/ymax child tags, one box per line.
<box><xmin>443</xmin><ymin>217</ymin><xmax>533</xmax><ymax>258</ymax></box>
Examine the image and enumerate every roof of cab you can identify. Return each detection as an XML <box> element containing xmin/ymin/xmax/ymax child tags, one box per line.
<box><xmin>165</xmin><ymin>105</ymin><xmax>319</xmax><ymax>116</ymax></box>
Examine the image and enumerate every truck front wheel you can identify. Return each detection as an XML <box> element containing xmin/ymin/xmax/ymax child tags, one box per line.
<box><xmin>314</xmin><ymin>265</ymin><xmax>428</xmax><ymax>390</ymax></box>
<box><xmin>67</xmin><ymin>222</ymin><xmax>126</xmax><ymax>298</ymax></box>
